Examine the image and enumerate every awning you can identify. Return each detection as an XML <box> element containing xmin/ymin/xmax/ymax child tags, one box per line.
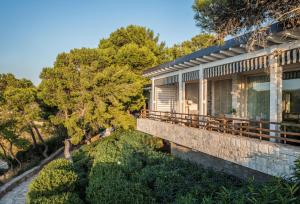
<box><xmin>154</xmin><ymin>75</ymin><xmax>178</xmax><ymax>86</ymax></box>
<box><xmin>280</xmin><ymin>48</ymin><xmax>300</xmax><ymax>65</ymax></box>
<box><xmin>204</xmin><ymin>48</ymin><xmax>300</xmax><ymax>79</ymax></box>
<box><xmin>204</xmin><ymin>55</ymin><xmax>269</xmax><ymax>79</ymax></box>
<box><xmin>183</xmin><ymin>70</ymin><xmax>199</xmax><ymax>82</ymax></box>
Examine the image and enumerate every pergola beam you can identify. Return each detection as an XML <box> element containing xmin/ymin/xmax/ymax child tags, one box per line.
<box><xmin>174</xmin><ymin>64</ymin><xmax>186</xmax><ymax>69</ymax></box>
<box><xmin>267</xmin><ymin>35</ymin><xmax>286</xmax><ymax>44</ymax></box>
<box><xmin>219</xmin><ymin>50</ymin><xmax>236</xmax><ymax>57</ymax></box>
<box><xmin>210</xmin><ymin>53</ymin><xmax>226</xmax><ymax>59</ymax></box>
<box><xmin>184</xmin><ymin>61</ymin><xmax>198</xmax><ymax>66</ymax></box>
<box><xmin>229</xmin><ymin>47</ymin><xmax>246</xmax><ymax>54</ymax></box>
<box><xmin>196</xmin><ymin>58</ymin><xmax>210</xmax><ymax>63</ymax></box>
<box><xmin>203</xmin><ymin>55</ymin><xmax>218</xmax><ymax>61</ymax></box>
<box><xmin>189</xmin><ymin>59</ymin><xmax>202</xmax><ymax>65</ymax></box>
<box><xmin>196</xmin><ymin>57</ymin><xmax>211</xmax><ymax>63</ymax></box>
<box><xmin>179</xmin><ymin>63</ymin><xmax>190</xmax><ymax>68</ymax></box>
<box><xmin>281</xmin><ymin>29</ymin><xmax>300</xmax><ymax>40</ymax></box>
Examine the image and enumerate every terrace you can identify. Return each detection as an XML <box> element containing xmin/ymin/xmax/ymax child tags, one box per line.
<box><xmin>140</xmin><ymin>110</ymin><xmax>300</xmax><ymax>145</ymax></box>
<box><xmin>138</xmin><ymin>24</ymin><xmax>300</xmax><ymax>179</ymax></box>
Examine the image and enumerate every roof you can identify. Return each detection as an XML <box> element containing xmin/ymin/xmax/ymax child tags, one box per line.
<box><xmin>144</xmin><ymin>23</ymin><xmax>291</xmax><ymax>77</ymax></box>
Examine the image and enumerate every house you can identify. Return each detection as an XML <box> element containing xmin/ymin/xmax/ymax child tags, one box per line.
<box><xmin>138</xmin><ymin>23</ymin><xmax>300</xmax><ymax>180</ymax></box>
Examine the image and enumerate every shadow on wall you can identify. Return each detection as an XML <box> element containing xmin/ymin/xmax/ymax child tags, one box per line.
<box><xmin>137</xmin><ymin>118</ymin><xmax>300</xmax><ymax>179</ymax></box>
<box><xmin>170</xmin><ymin>142</ymin><xmax>273</xmax><ymax>182</ymax></box>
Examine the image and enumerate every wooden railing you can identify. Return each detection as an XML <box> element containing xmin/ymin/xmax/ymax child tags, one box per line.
<box><xmin>140</xmin><ymin>110</ymin><xmax>300</xmax><ymax>145</ymax></box>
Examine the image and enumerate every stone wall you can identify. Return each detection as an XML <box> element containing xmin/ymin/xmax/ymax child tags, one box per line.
<box><xmin>171</xmin><ymin>143</ymin><xmax>272</xmax><ymax>181</ymax></box>
<box><xmin>137</xmin><ymin>118</ymin><xmax>300</xmax><ymax>178</ymax></box>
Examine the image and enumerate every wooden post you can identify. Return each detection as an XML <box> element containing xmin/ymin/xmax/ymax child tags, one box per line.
<box><xmin>259</xmin><ymin>120</ymin><xmax>262</xmax><ymax>140</ymax></box>
<box><xmin>284</xmin><ymin>125</ymin><xmax>287</xmax><ymax>144</ymax></box>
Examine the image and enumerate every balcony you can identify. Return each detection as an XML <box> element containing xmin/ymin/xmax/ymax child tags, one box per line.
<box><xmin>137</xmin><ymin>110</ymin><xmax>300</xmax><ymax>179</ymax></box>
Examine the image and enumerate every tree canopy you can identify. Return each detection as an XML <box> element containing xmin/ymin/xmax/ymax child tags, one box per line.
<box><xmin>37</xmin><ymin>25</ymin><xmax>220</xmax><ymax>145</ymax></box>
<box><xmin>167</xmin><ymin>34</ymin><xmax>219</xmax><ymax>59</ymax></box>
<box><xmin>193</xmin><ymin>0</ymin><xmax>300</xmax><ymax>45</ymax></box>
<box><xmin>39</xmin><ymin>26</ymin><xmax>160</xmax><ymax>144</ymax></box>
<box><xmin>0</xmin><ymin>74</ymin><xmax>49</xmax><ymax>167</ymax></box>
<box><xmin>98</xmin><ymin>25</ymin><xmax>169</xmax><ymax>74</ymax></box>
<box><xmin>4</xmin><ymin>25</ymin><xmax>219</xmax><ymax>148</ymax></box>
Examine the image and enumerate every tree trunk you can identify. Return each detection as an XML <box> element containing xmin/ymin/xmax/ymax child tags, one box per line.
<box><xmin>0</xmin><ymin>142</ymin><xmax>7</xmax><ymax>158</ymax></box>
<box><xmin>84</xmin><ymin>130</ymin><xmax>92</xmax><ymax>145</ymax></box>
<box><xmin>64</xmin><ymin>139</ymin><xmax>72</xmax><ymax>162</ymax></box>
<box><xmin>28</xmin><ymin>127</ymin><xmax>37</xmax><ymax>149</ymax></box>
<box><xmin>0</xmin><ymin>139</ymin><xmax>12</xmax><ymax>170</ymax></box>
<box><xmin>9</xmin><ymin>142</ymin><xmax>21</xmax><ymax>168</ymax></box>
<box><xmin>32</xmin><ymin>123</ymin><xmax>48</xmax><ymax>158</ymax></box>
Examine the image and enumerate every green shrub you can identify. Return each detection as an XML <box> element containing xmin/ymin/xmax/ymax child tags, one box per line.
<box><xmin>87</xmin><ymin>163</ymin><xmax>154</xmax><ymax>204</ymax></box>
<box><xmin>86</xmin><ymin>130</ymin><xmax>300</xmax><ymax>204</ymax></box>
<box><xmin>27</xmin><ymin>192</ymin><xmax>84</xmax><ymax>204</ymax></box>
<box><xmin>26</xmin><ymin>159</ymin><xmax>83</xmax><ymax>204</ymax></box>
<box><xmin>28</xmin><ymin>169</ymin><xmax>78</xmax><ymax>198</ymax></box>
<box><xmin>28</xmin><ymin>130</ymin><xmax>300</xmax><ymax>203</ymax></box>
<box><xmin>295</xmin><ymin>158</ymin><xmax>300</xmax><ymax>182</ymax></box>
<box><xmin>42</xmin><ymin>158</ymin><xmax>74</xmax><ymax>171</ymax></box>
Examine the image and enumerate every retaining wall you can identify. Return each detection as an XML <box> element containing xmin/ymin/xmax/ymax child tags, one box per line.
<box><xmin>137</xmin><ymin>118</ymin><xmax>300</xmax><ymax>178</ymax></box>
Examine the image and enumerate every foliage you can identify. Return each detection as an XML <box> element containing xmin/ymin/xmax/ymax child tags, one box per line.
<box><xmin>295</xmin><ymin>158</ymin><xmax>300</xmax><ymax>182</ymax></box>
<box><xmin>85</xmin><ymin>131</ymin><xmax>300</xmax><ymax>204</ymax></box>
<box><xmin>27</xmin><ymin>130</ymin><xmax>300</xmax><ymax>203</ymax></box>
<box><xmin>115</xmin><ymin>43</ymin><xmax>157</xmax><ymax>74</ymax></box>
<box><xmin>38</xmin><ymin>25</ymin><xmax>171</xmax><ymax>145</ymax></box>
<box><xmin>168</xmin><ymin>34</ymin><xmax>220</xmax><ymax>59</ymax></box>
<box><xmin>27</xmin><ymin>192</ymin><xmax>83</xmax><ymax>204</ymax></box>
<box><xmin>39</xmin><ymin>62</ymin><xmax>145</xmax><ymax>144</ymax></box>
<box><xmin>98</xmin><ymin>25</ymin><xmax>169</xmax><ymax>71</ymax></box>
<box><xmin>27</xmin><ymin>159</ymin><xmax>83</xmax><ymax>204</ymax></box>
<box><xmin>0</xmin><ymin>73</ymin><xmax>53</xmax><ymax>170</ymax></box>
<box><xmin>193</xmin><ymin>0</ymin><xmax>300</xmax><ymax>47</ymax></box>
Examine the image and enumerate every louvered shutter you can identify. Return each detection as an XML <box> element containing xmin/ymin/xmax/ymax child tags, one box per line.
<box><xmin>155</xmin><ymin>85</ymin><xmax>178</xmax><ymax>112</ymax></box>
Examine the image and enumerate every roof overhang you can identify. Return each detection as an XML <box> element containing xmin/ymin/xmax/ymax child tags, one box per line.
<box><xmin>143</xmin><ymin>23</ymin><xmax>300</xmax><ymax>78</ymax></box>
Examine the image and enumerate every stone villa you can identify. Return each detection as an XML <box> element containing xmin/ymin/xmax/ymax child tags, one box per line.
<box><xmin>137</xmin><ymin>23</ymin><xmax>300</xmax><ymax>180</ymax></box>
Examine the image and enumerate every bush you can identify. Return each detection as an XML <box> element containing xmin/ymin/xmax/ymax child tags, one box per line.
<box><xmin>27</xmin><ymin>192</ymin><xmax>84</xmax><ymax>204</ymax></box>
<box><xmin>295</xmin><ymin>158</ymin><xmax>300</xmax><ymax>182</ymax></box>
<box><xmin>86</xmin><ymin>130</ymin><xmax>300</xmax><ymax>204</ymax></box>
<box><xmin>28</xmin><ymin>130</ymin><xmax>300</xmax><ymax>203</ymax></box>
<box><xmin>27</xmin><ymin>159</ymin><xmax>83</xmax><ymax>204</ymax></box>
<box><xmin>42</xmin><ymin>158</ymin><xmax>74</xmax><ymax>171</ymax></box>
<box><xmin>28</xmin><ymin>169</ymin><xmax>78</xmax><ymax>198</ymax></box>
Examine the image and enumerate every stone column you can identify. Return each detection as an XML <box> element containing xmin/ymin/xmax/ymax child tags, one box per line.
<box><xmin>199</xmin><ymin>70</ymin><xmax>208</xmax><ymax>115</ymax></box>
<box><xmin>239</xmin><ymin>76</ymin><xmax>247</xmax><ymax>118</ymax></box>
<box><xmin>269</xmin><ymin>53</ymin><xmax>282</xmax><ymax>141</ymax></box>
<box><xmin>151</xmin><ymin>78</ymin><xmax>155</xmax><ymax>111</ymax></box>
<box><xmin>211</xmin><ymin>81</ymin><xmax>215</xmax><ymax>116</ymax></box>
<box><xmin>232</xmin><ymin>75</ymin><xmax>241</xmax><ymax>117</ymax></box>
<box><xmin>178</xmin><ymin>72</ymin><xmax>183</xmax><ymax>113</ymax></box>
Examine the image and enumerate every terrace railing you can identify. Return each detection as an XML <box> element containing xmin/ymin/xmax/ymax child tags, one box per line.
<box><xmin>140</xmin><ymin>110</ymin><xmax>300</xmax><ymax>145</ymax></box>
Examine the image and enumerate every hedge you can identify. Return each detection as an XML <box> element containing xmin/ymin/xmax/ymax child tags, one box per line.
<box><xmin>26</xmin><ymin>159</ymin><xmax>83</xmax><ymax>204</ymax></box>
<box><xmin>27</xmin><ymin>130</ymin><xmax>300</xmax><ymax>203</ymax></box>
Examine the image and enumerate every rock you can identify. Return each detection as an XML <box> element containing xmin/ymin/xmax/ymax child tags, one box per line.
<box><xmin>0</xmin><ymin>160</ymin><xmax>8</xmax><ymax>170</ymax></box>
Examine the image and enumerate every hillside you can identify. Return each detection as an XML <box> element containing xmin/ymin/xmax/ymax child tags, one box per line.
<box><xmin>27</xmin><ymin>130</ymin><xmax>300</xmax><ymax>204</ymax></box>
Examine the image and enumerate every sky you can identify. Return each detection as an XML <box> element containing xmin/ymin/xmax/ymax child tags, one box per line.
<box><xmin>0</xmin><ymin>0</ymin><xmax>200</xmax><ymax>85</ymax></box>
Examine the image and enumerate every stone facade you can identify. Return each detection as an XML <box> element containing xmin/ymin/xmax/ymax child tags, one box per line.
<box><xmin>137</xmin><ymin>118</ymin><xmax>300</xmax><ymax>178</ymax></box>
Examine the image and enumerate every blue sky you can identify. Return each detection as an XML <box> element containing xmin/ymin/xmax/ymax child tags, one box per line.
<box><xmin>0</xmin><ymin>0</ymin><xmax>200</xmax><ymax>85</ymax></box>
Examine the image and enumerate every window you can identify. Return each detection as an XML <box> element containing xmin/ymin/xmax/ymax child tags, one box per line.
<box><xmin>185</xmin><ymin>82</ymin><xmax>199</xmax><ymax>113</ymax></box>
<box><xmin>213</xmin><ymin>79</ymin><xmax>232</xmax><ymax>116</ymax></box>
<box><xmin>283</xmin><ymin>71</ymin><xmax>300</xmax><ymax>122</ymax></box>
<box><xmin>247</xmin><ymin>75</ymin><xmax>270</xmax><ymax>120</ymax></box>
